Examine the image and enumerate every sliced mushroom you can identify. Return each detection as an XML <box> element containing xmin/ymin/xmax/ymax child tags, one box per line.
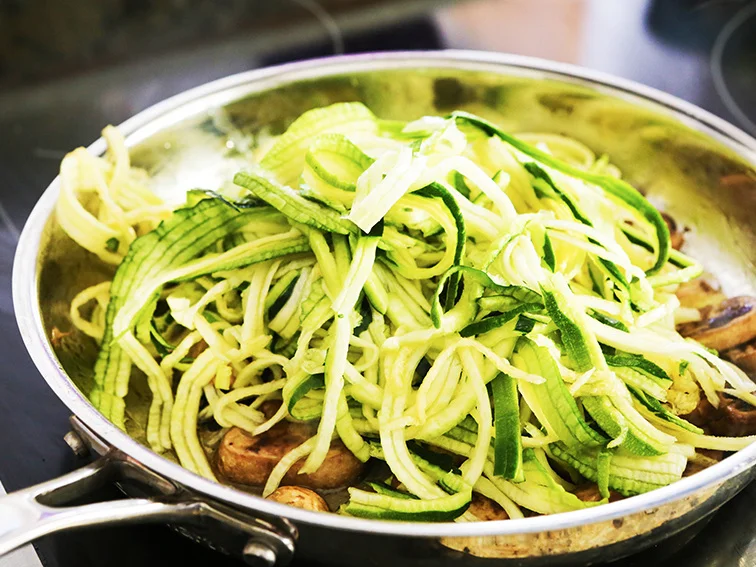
<box><xmin>683</xmin><ymin>449</ymin><xmax>724</xmax><ymax>477</ymax></box>
<box><xmin>216</xmin><ymin>423</ymin><xmax>365</xmax><ymax>490</ymax></box>
<box><xmin>572</xmin><ymin>484</ymin><xmax>624</xmax><ymax>503</ymax></box>
<box><xmin>675</xmin><ymin>278</ymin><xmax>727</xmax><ymax>310</ymax></box>
<box><xmin>681</xmin><ymin>397</ymin><xmax>719</xmax><ymax>431</ymax></box>
<box><xmin>661</xmin><ymin>212</ymin><xmax>685</xmax><ymax>251</ymax></box>
<box><xmin>677</xmin><ymin>296</ymin><xmax>756</xmax><ymax>352</ymax></box>
<box><xmin>682</xmin><ymin>393</ymin><xmax>756</xmax><ymax>437</ymax></box>
<box><xmin>267</xmin><ymin>485</ymin><xmax>329</xmax><ymax>512</ymax></box>
<box><xmin>467</xmin><ymin>493</ymin><xmax>509</xmax><ymax>521</ymax></box>
<box><xmin>717</xmin><ymin>394</ymin><xmax>756</xmax><ymax>437</ymax></box>
<box><xmin>724</xmin><ymin>339</ymin><xmax>756</xmax><ymax>376</ymax></box>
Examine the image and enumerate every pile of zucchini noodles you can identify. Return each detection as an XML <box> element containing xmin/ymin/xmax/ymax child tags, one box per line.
<box><xmin>61</xmin><ymin>103</ymin><xmax>756</xmax><ymax>521</ymax></box>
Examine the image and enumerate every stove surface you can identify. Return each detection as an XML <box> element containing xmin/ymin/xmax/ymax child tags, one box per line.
<box><xmin>1</xmin><ymin>1</ymin><xmax>755</xmax><ymax>566</ymax></box>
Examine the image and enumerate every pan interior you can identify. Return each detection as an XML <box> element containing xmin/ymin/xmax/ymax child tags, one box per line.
<box><xmin>37</xmin><ymin>63</ymin><xmax>756</xmax><ymax>458</ymax></box>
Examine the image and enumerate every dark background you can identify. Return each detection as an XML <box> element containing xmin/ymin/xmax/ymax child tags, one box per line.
<box><xmin>0</xmin><ymin>0</ymin><xmax>755</xmax><ymax>566</ymax></box>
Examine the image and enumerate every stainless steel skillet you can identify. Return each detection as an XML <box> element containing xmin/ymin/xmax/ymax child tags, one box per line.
<box><xmin>5</xmin><ymin>51</ymin><xmax>756</xmax><ymax>566</ymax></box>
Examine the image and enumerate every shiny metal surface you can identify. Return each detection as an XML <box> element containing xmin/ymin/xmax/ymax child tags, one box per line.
<box><xmin>9</xmin><ymin>51</ymin><xmax>756</xmax><ymax>564</ymax></box>
<box><xmin>0</xmin><ymin>482</ymin><xmax>44</xmax><ymax>567</ymax></box>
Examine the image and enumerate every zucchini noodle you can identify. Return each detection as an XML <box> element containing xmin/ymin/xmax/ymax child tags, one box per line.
<box><xmin>56</xmin><ymin>102</ymin><xmax>756</xmax><ymax>522</ymax></box>
<box><xmin>70</xmin><ymin>281</ymin><xmax>110</xmax><ymax>341</ymax></box>
<box><xmin>56</xmin><ymin>126</ymin><xmax>170</xmax><ymax>264</ymax></box>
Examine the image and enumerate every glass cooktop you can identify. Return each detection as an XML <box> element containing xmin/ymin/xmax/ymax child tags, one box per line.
<box><xmin>0</xmin><ymin>1</ymin><xmax>754</xmax><ymax>566</ymax></box>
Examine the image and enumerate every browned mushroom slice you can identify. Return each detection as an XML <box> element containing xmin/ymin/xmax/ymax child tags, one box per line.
<box><xmin>216</xmin><ymin>423</ymin><xmax>365</xmax><ymax>489</ymax></box>
<box><xmin>724</xmin><ymin>339</ymin><xmax>756</xmax><ymax>376</ymax></box>
<box><xmin>716</xmin><ymin>394</ymin><xmax>756</xmax><ymax>437</ymax></box>
<box><xmin>267</xmin><ymin>485</ymin><xmax>330</xmax><ymax>512</ymax></box>
<box><xmin>681</xmin><ymin>397</ymin><xmax>719</xmax><ymax>431</ymax></box>
<box><xmin>467</xmin><ymin>493</ymin><xmax>509</xmax><ymax>521</ymax></box>
<box><xmin>677</xmin><ymin>296</ymin><xmax>756</xmax><ymax>352</ymax></box>
<box><xmin>682</xmin><ymin>393</ymin><xmax>756</xmax><ymax>437</ymax></box>
<box><xmin>572</xmin><ymin>484</ymin><xmax>624</xmax><ymax>503</ymax></box>
<box><xmin>675</xmin><ymin>278</ymin><xmax>727</xmax><ymax>310</ymax></box>
<box><xmin>683</xmin><ymin>449</ymin><xmax>724</xmax><ymax>477</ymax></box>
<box><xmin>661</xmin><ymin>212</ymin><xmax>685</xmax><ymax>251</ymax></box>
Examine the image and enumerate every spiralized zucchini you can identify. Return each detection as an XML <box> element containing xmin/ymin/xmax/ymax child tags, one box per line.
<box><xmin>57</xmin><ymin>126</ymin><xmax>171</xmax><ymax>264</ymax></box>
<box><xmin>57</xmin><ymin>102</ymin><xmax>756</xmax><ymax>521</ymax></box>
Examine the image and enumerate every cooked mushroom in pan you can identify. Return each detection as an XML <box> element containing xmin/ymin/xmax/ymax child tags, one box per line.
<box><xmin>572</xmin><ymin>484</ymin><xmax>624</xmax><ymax>503</ymax></box>
<box><xmin>217</xmin><ymin>423</ymin><xmax>365</xmax><ymax>490</ymax></box>
<box><xmin>677</xmin><ymin>296</ymin><xmax>756</xmax><ymax>352</ymax></box>
<box><xmin>467</xmin><ymin>493</ymin><xmax>510</xmax><ymax>521</ymax></box>
<box><xmin>266</xmin><ymin>486</ymin><xmax>330</xmax><ymax>512</ymax></box>
<box><xmin>683</xmin><ymin>393</ymin><xmax>756</xmax><ymax>438</ymax></box>
<box><xmin>675</xmin><ymin>278</ymin><xmax>727</xmax><ymax>310</ymax></box>
<box><xmin>723</xmin><ymin>341</ymin><xmax>756</xmax><ymax>376</ymax></box>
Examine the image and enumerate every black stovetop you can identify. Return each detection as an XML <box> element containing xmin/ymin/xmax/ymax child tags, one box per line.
<box><xmin>1</xmin><ymin>1</ymin><xmax>755</xmax><ymax>566</ymax></box>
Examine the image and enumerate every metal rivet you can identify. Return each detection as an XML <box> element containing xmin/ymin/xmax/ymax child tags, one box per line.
<box><xmin>63</xmin><ymin>430</ymin><xmax>89</xmax><ymax>457</ymax></box>
<box><xmin>242</xmin><ymin>541</ymin><xmax>278</xmax><ymax>567</ymax></box>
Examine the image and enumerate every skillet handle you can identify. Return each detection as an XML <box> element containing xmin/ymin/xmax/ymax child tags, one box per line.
<box><xmin>0</xmin><ymin>455</ymin><xmax>296</xmax><ymax>566</ymax></box>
